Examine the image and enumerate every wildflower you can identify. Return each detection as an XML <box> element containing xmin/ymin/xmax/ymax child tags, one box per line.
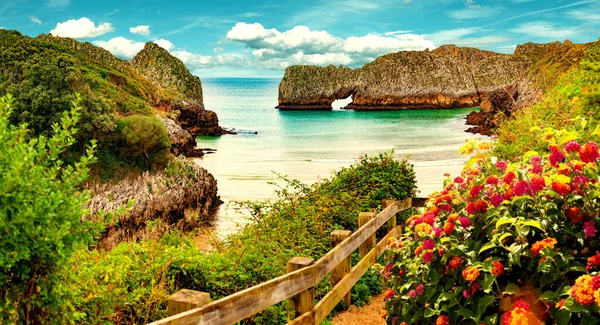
<box><xmin>487</xmin><ymin>175</ymin><xmax>499</xmax><ymax>185</ymax></box>
<box><xmin>574</xmin><ymin>175</ymin><xmax>589</xmax><ymax>188</ymax></box>
<box><xmin>514</xmin><ymin>180</ymin><xmax>530</xmax><ymax>196</ymax></box>
<box><xmin>415</xmin><ymin>223</ymin><xmax>433</xmax><ymax>237</ymax></box>
<box><xmin>503</xmin><ymin>188</ymin><xmax>515</xmax><ymax>200</ymax></box>
<box><xmin>433</xmin><ymin>227</ymin><xmax>443</xmax><ymax>238</ymax></box>
<box><xmin>479</xmin><ymin>142</ymin><xmax>491</xmax><ymax>151</ymax></box>
<box><xmin>471</xmin><ymin>282</ymin><xmax>480</xmax><ymax>293</ymax></box>
<box><xmin>466</xmin><ymin>202</ymin><xmax>476</xmax><ymax>214</ymax></box>
<box><xmin>448</xmin><ymin>214</ymin><xmax>459</xmax><ymax>222</ymax></box>
<box><xmin>565</xmin><ymin>140</ymin><xmax>581</xmax><ymax>153</ymax></box>
<box><xmin>443</xmin><ymin>222</ymin><xmax>454</xmax><ymax>235</ymax></box>
<box><xmin>423</xmin><ymin>239</ymin><xmax>435</xmax><ymax>250</ymax></box>
<box><xmin>580</xmin><ymin>142</ymin><xmax>600</xmax><ymax>163</ymax></box>
<box><xmin>530</xmin><ymin>164</ymin><xmax>543</xmax><ymax>174</ymax></box>
<box><xmin>551</xmin><ymin>181</ymin><xmax>571</xmax><ymax>196</ymax></box>
<box><xmin>549</xmin><ymin>146</ymin><xmax>565</xmax><ymax>167</ymax></box>
<box><xmin>530</xmin><ymin>238</ymin><xmax>557</xmax><ymax>256</ymax></box>
<box><xmin>416</xmin><ymin>284</ymin><xmax>424</xmax><ymax>296</ymax></box>
<box><xmin>463</xmin><ymin>289</ymin><xmax>471</xmax><ymax>298</ymax></box>
<box><xmin>459</xmin><ymin>217</ymin><xmax>471</xmax><ymax>228</ymax></box>
<box><xmin>475</xmin><ymin>199</ymin><xmax>488</xmax><ymax>213</ymax></box>
<box><xmin>501</xmin><ymin>299</ymin><xmax>530</xmax><ymax>325</ymax></box>
<box><xmin>384</xmin><ymin>289</ymin><xmax>395</xmax><ymax>300</ymax></box>
<box><xmin>503</xmin><ymin>171</ymin><xmax>516</xmax><ymax>184</ymax></box>
<box><xmin>462</xmin><ymin>266</ymin><xmax>480</xmax><ymax>282</ymax></box>
<box><xmin>571</xmin><ymin>275</ymin><xmax>595</xmax><ymax>305</ymax></box>
<box><xmin>496</xmin><ymin>161</ymin><xmax>508</xmax><ymax>172</ymax></box>
<box><xmin>380</xmin><ymin>309</ymin><xmax>387</xmax><ymax>318</ymax></box>
<box><xmin>454</xmin><ymin>176</ymin><xmax>464</xmax><ymax>183</ymax></box>
<box><xmin>449</xmin><ymin>256</ymin><xmax>463</xmax><ymax>270</ymax></box>
<box><xmin>422</xmin><ymin>251</ymin><xmax>434</xmax><ymax>263</ymax></box>
<box><xmin>492</xmin><ymin>261</ymin><xmax>505</xmax><ymax>276</ymax></box>
<box><xmin>415</xmin><ymin>246</ymin><xmax>423</xmax><ymax>256</ymax></box>
<box><xmin>566</xmin><ymin>206</ymin><xmax>583</xmax><ymax>224</ymax></box>
<box><xmin>584</xmin><ymin>221</ymin><xmax>597</xmax><ymax>238</ymax></box>
<box><xmin>408</xmin><ymin>290</ymin><xmax>416</xmax><ymax>298</ymax></box>
<box><xmin>530</xmin><ymin>155</ymin><xmax>541</xmax><ymax>165</ymax></box>
<box><xmin>490</xmin><ymin>193</ymin><xmax>504</xmax><ymax>207</ymax></box>
<box><xmin>587</xmin><ymin>253</ymin><xmax>600</xmax><ymax>269</ymax></box>
<box><xmin>530</xmin><ymin>175</ymin><xmax>546</xmax><ymax>194</ymax></box>
<box><xmin>556</xmin><ymin>298</ymin><xmax>566</xmax><ymax>309</ymax></box>
<box><xmin>436</xmin><ymin>315</ymin><xmax>450</xmax><ymax>325</ymax></box>
<box><xmin>422</xmin><ymin>212</ymin><xmax>435</xmax><ymax>225</ymax></box>
<box><xmin>470</xmin><ymin>185</ymin><xmax>483</xmax><ymax>198</ymax></box>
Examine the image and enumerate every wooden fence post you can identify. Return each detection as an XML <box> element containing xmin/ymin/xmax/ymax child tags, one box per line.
<box><xmin>382</xmin><ymin>199</ymin><xmax>397</xmax><ymax>234</ymax></box>
<box><xmin>330</xmin><ymin>230</ymin><xmax>352</xmax><ymax>307</ymax></box>
<box><xmin>167</xmin><ymin>289</ymin><xmax>211</xmax><ymax>316</ymax></box>
<box><xmin>358</xmin><ymin>212</ymin><xmax>376</xmax><ymax>258</ymax></box>
<box><xmin>287</xmin><ymin>257</ymin><xmax>315</xmax><ymax>321</ymax></box>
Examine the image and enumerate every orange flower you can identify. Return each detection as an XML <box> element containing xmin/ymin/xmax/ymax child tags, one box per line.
<box><xmin>448</xmin><ymin>213</ymin><xmax>459</xmax><ymax>222</ymax></box>
<box><xmin>462</xmin><ymin>266</ymin><xmax>480</xmax><ymax>282</ymax></box>
<box><xmin>595</xmin><ymin>290</ymin><xmax>600</xmax><ymax>307</ymax></box>
<box><xmin>556</xmin><ymin>299</ymin><xmax>566</xmax><ymax>309</ymax></box>
<box><xmin>443</xmin><ymin>222</ymin><xmax>454</xmax><ymax>235</ymax></box>
<box><xmin>449</xmin><ymin>256</ymin><xmax>463</xmax><ymax>269</ymax></box>
<box><xmin>479</xmin><ymin>142</ymin><xmax>491</xmax><ymax>151</ymax></box>
<box><xmin>571</xmin><ymin>275</ymin><xmax>596</xmax><ymax>305</ymax></box>
<box><xmin>415</xmin><ymin>223</ymin><xmax>433</xmax><ymax>237</ymax></box>
<box><xmin>530</xmin><ymin>238</ymin><xmax>557</xmax><ymax>256</ymax></box>
<box><xmin>502</xmin><ymin>299</ymin><xmax>530</xmax><ymax>325</ymax></box>
<box><xmin>436</xmin><ymin>315</ymin><xmax>450</xmax><ymax>325</ymax></box>
<box><xmin>491</xmin><ymin>261</ymin><xmax>505</xmax><ymax>276</ymax></box>
<box><xmin>380</xmin><ymin>309</ymin><xmax>387</xmax><ymax>318</ymax></box>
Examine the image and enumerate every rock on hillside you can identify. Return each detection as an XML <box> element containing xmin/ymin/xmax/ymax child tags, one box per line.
<box><xmin>277</xmin><ymin>45</ymin><xmax>531</xmax><ymax>110</ymax></box>
<box><xmin>86</xmin><ymin>158</ymin><xmax>220</xmax><ymax>250</ymax></box>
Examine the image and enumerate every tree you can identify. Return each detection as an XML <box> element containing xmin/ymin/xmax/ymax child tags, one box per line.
<box><xmin>117</xmin><ymin>115</ymin><xmax>171</xmax><ymax>167</ymax></box>
<box><xmin>0</xmin><ymin>95</ymin><xmax>100</xmax><ymax>323</ymax></box>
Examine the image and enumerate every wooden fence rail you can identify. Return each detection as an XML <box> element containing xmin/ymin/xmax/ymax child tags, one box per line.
<box><xmin>149</xmin><ymin>197</ymin><xmax>426</xmax><ymax>325</ymax></box>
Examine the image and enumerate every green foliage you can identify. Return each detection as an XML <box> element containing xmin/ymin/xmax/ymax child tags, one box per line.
<box><xmin>117</xmin><ymin>115</ymin><xmax>171</xmax><ymax>168</ymax></box>
<box><xmin>0</xmin><ymin>95</ymin><xmax>101</xmax><ymax>323</ymax></box>
<box><xmin>57</xmin><ymin>152</ymin><xmax>417</xmax><ymax>324</ymax></box>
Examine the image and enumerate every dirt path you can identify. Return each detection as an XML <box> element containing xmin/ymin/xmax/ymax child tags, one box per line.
<box><xmin>331</xmin><ymin>294</ymin><xmax>386</xmax><ymax>325</ymax></box>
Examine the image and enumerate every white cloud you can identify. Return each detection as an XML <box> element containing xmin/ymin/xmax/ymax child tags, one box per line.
<box><xmin>510</xmin><ymin>21</ymin><xmax>578</xmax><ymax>39</ymax></box>
<box><xmin>213</xmin><ymin>47</ymin><xmax>224</xmax><ymax>52</ymax></box>
<box><xmin>46</xmin><ymin>0</ymin><xmax>70</xmax><ymax>8</ymax></box>
<box><xmin>567</xmin><ymin>8</ymin><xmax>600</xmax><ymax>22</ymax></box>
<box><xmin>427</xmin><ymin>28</ymin><xmax>510</xmax><ymax>47</ymax></box>
<box><xmin>153</xmin><ymin>39</ymin><xmax>174</xmax><ymax>51</ymax></box>
<box><xmin>30</xmin><ymin>17</ymin><xmax>42</xmax><ymax>25</ymax></box>
<box><xmin>94</xmin><ymin>37</ymin><xmax>145</xmax><ymax>59</ymax></box>
<box><xmin>50</xmin><ymin>17</ymin><xmax>115</xmax><ymax>39</ymax></box>
<box><xmin>130</xmin><ymin>25</ymin><xmax>150</xmax><ymax>36</ymax></box>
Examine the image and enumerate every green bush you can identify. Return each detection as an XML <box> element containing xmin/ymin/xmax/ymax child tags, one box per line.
<box><xmin>116</xmin><ymin>115</ymin><xmax>171</xmax><ymax>168</ymax></box>
<box><xmin>58</xmin><ymin>152</ymin><xmax>417</xmax><ymax>324</ymax></box>
<box><xmin>0</xmin><ymin>95</ymin><xmax>101</xmax><ymax>323</ymax></box>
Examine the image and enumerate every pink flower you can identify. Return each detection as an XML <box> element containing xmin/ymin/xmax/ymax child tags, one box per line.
<box><xmin>454</xmin><ymin>176</ymin><xmax>464</xmax><ymax>184</ymax></box>
<box><xmin>408</xmin><ymin>290</ymin><xmax>416</xmax><ymax>298</ymax></box>
<box><xmin>531</xmin><ymin>164</ymin><xmax>543</xmax><ymax>174</ymax></box>
<box><xmin>433</xmin><ymin>227</ymin><xmax>443</xmax><ymax>238</ymax></box>
<box><xmin>514</xmin><ymin>180</ymin><xmax>530</xmax><ymax>196</ymax></box>
<box><xmin>423</xmin><ymin>239</ymin><xmax>435</xmax><ymax>250</ymax></box>
<box><xmin>584</xmin><ymin>221</ymin><xmax>597</xmax><ymax>238</ymax></box>
<box><xmin>463</xmin><ymin>289</ymin><xmax>471</xmax><ymax>298</ymax></box>
<box><xmin>580</xmin><ymin>142</ymin><xmax>600</xmax><ymax>163</ymax></box>
<box><xmin>471</xmin><ymin>282</ymin><xmax>480</xmax><ymax>293</ymax></box>
<box><xmin>530</xmin><ymin>156</ymin><xmax>541</xmax><ymax>165</ymax></box>
<box><xmin>496</xmin><ymin>161</ymin><xmax>507</xmax><ymax>171</ymax></box>
<box><xmin>490</xmin><ymin>193</ymin><xmax>504</xmax><ymax>207</ymax></box>
<box><xmin>470</xmin><ymin>185</ymin><xmax>483</xmax><ymax>199</ymax></box>
<box><xmin>565</xmin><ymin>140</ymin><xmax>581</xmax><ymax>153</ymax></box>
<box><xmin>503</xmin><ymin>171</ymin><xmax>516</xmax><ymax>184</ymax></box>
<box><xmin>549</xmin><ymin>146</ymin><xmax>565</xmax><ymax>167</ymax></box>
<box><xmin>574</xmin><ymin>176</ymin><xmax>589</xmax><ymax>188</ymax></box>
<box><xmin>466</xmin><ymin>202</ymin><xmax>476</xmax><ymax>215</ymax></box>
<box><xmin>530</xmin><ymin>175</ymin><xmax>546</xmax><ymax>194</ymax></box>
<box><xmin>459</xmin><ymin>217</ymin><xmax>471</xmax><ymax>228</ymax></box>
<box><xmin>422</xmin><ymin>251</ymin><xmax>434</xmax><ymax>263</ymax></box>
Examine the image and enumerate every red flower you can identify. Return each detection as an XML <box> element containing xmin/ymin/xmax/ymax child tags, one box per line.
<box><xmin>416</xmin><ymin>284</ymin><xmax>424</xmax><ymax>295</ymax></box>
<box><xmin>549</xmin><ymin>146</ymin><xmax>565</xmax><ymax>167</ymax></box>
<box><xmin>470</xmin><ymin>185</ymin><xmax>483</xmax><ymax>198</ymax></box>
<box><xmin>459</xmin><ymin>217</ymin><xmax>471</xmax><ymax>228</ymax></box>
<box><xmin>491</xmin><ymin>261</ymin><xmax>505</xmax><ymax>276</ymax></box>
<box><xmin>565</xmin><ymin>140</ymin><xmax>581</xmax><ymax>153</ymax></box>
<box><xmin>551</xmin><ymin>181</ymin><xmax>571</xmax><ymax>196</ymax></box>
<box><xmin>587</xmin><ymin>253</ymin><xmax>600</xmax><ymax>268</ymax></box>
<box><xmin>475</xmin><ymin>199</ymin><xmax>488</xmax><ymax>213</ymax></box>
<box><xmin>514</xmin><ymin>180</ymin><xmax>530</xmax><ymax>196</ymax></box>
<box><xmin>436</xmin><ymin>315</ymin><xmax>449</xmax><ymax>325</ymax></box>
<box><xmin>443</xmin><ymin>222</ymin><xmax>454</xmax><ymax>235</ymax></box>
<box><xmin>422</xmin><ymin>251</ymin><xmax>434</xmax><ymax>263</ymax></box>
<box><xmin>566</xmin><ymin>206</ymin><xmax>583</xmax><ymax>224</ymax></box>
<box><xmin>503</xmin><ymin>171</ymin><xmax>516</xmax><ymax>184</ymax></box>
<box><xmin>580</xmin><ymin>142</ymin><xmax>600</xmax><ymax>163</ymax></box>
<box><xmin>496</xmin><ymin>161</ymin><xmax>507</xmax><ymax>171</ymax></box>
<box><xmin>466</xmin><ymin>201</ymin><xmax>476</xmax><ymax>214</ymax></box>
<box><xmin>584</xmin><ymin>221</ymin><xmax>597</xmax><ymax>238</ymax></box>
<box><xmin>490</xmin><ymin>193</ymin><xmax>504</xmax><ymax>207</ymax></box>
<box><xmin>530</xmin><ymin>175</ymin><xmax>546</xmax><ymax>194</ymax></box>
<box><xmin>423</xmin><ymin>239</ymin><xmax>435</xmax><ymax>250</ymax></box>
<box><xmin>384</xmin><ymin>289</ymin><xmax>395</xmax><ymax>300</ymax></box>
<box><xmin>486</xmin><ymin>175</ymin><xmax>499</xmax><ymax>185</ymax></box>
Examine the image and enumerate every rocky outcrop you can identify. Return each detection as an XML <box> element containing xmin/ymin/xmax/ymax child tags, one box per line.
<box><xmin>277</xmin><ymin>45</ymin><xmax>531</xmax><ymax>110</ymax></box>
<box><xmin>86</xmin><ymin>158</ymin><xmax>220</xmax><ymax>250</ymax></box>
<box><xmin>157</xmin><ymin>115</ymin><xmax>205</xmax><ymax>157</ymax></box>
<box><xmin>132</xmin><ymin>43</ymin><xmax>233</xmax><ymax>136</ymax></box>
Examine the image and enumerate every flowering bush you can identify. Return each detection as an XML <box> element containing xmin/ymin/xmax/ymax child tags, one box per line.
<box><xmin>381</xmin><ymin>119</ymin><xmax>600</xmax><ymax>324</ymax></box>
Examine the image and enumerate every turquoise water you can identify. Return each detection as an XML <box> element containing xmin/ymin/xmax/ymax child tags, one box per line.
<box><xmin>194</xmin><ymin>78</ymin><xmax>483</xmax><ymax>235</ymax></box>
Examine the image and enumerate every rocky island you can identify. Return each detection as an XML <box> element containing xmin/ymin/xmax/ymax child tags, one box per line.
<box><xmin>277</xmin><ymin>41</ymin><xmax>591</xmax><ymax>134</ymax></box>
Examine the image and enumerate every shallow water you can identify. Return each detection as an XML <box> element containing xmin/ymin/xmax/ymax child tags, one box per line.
<box><xmin>194</xmin><ymin>78</ymin><xmax>484</xmax><ymax>236</ymax></box>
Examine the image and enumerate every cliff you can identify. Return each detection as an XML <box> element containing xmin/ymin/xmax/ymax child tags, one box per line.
<box><xmin>86</xmin><ymin>158</ymin><xmax>219</xmax><ymax>250</ymax></box>
<box><xmin>277</xmin><ymin>45</ymin><xmax>531</xmax><ymax>110</ymax></box>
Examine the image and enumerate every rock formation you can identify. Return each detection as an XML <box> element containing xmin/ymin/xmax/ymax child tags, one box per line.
<box><xmin>86</xmin><ymin>158</ymin><xmax>220</xmax><ymax>250</ymax></box>
<box><xmin>277</xmin><ymin>45</ymin><xmax>531</xmax><ymax>110</ymax></box>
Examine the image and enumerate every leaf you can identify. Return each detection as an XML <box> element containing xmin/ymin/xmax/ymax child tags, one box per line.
<box><xmin>503</xmin><ymin>283</ymin><xmax>520</xmax><ymax>295</ymax></box>
<box><xmin>423</xmin><ymin>308</ymin><xmax>435</xmax><ymax>318</ymax></box>
<box><xmin>581</xmin><ymin>315</ymin><xmax>600</xmax><ymax>325</ymax></box>
<box><xmin>538</xmin><ymin>290</ymin><xmax>556</xmax><ymax>302</ymax></box>
<box><xmin>481</xmin><ymin>274</ymin><xmax>496</xmax><ymax>293</ymax></box>
<box><xmin>477</xmin><ymin>295</ymin><xmax>495</xmax><ymax>316</ymax></box>
<box><xmin>558</xmin><ymin>131</ymin><xmax>578</xmax><ymax>145</ymax></box>
<box><xmin>563</xmin><ymin>298</ymin><xmax>586</xmax><ymax>313</ymax></box>
<box><xmin>555</xmin><ymin>310</ymin><xmax>571</xmax><ymax>325</ymax></box>
<box><xmin>479</xmin><ymin>242</ymin><xmax>497</xmax><ymax>254</ymax></box>
<box><xmin>498</xmin><ymin>233</ymin><xmax>513</xmax><ymax>243</ymax></box>
<box><xmin>437</xmin><ymin>292</ymin><xmax>454</xmax><ymax>304</ymax></box>
<box><xmin>521</xmin><ymin>220</ymin><xmax>545</xmax><ymax>232</ymax></box>
<box><xmin>495</xmin><ymin>218</ymin><xmax>514</xmax><ymax>229</ymax></box>
<box><xmin>456</xmin><ymin>308</ymin><xmax>473</xmax><ymax>320</ymax></box>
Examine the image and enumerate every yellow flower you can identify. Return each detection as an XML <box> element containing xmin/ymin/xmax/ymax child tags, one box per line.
<box><xmin>415</xmin><ymin>223</ymin><xmax>433</xmax><ymax>237</ymax></box>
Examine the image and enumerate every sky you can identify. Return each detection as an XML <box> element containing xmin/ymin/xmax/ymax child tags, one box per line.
<box><xmin>1</xmin><ymin>0</ymin><xmax>600</xmax><ymax>78</ymax></box>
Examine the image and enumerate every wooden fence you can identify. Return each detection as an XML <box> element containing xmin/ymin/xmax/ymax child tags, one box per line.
<box><xmin>149</xmin><ymin>197</ymin><xmax>427</xmax><ymax>325</ymax></box>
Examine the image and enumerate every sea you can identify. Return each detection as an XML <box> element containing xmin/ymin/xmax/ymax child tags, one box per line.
<box><xmin>194</xmin><ymin>78</ymin><xmax>484</xmax><ymax>236</ymax></box>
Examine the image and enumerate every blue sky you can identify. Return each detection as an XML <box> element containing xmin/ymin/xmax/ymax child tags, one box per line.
<box><xmin>1</xmin><ymin>0</ymin><xmax>600</xmax><ymax>77</ymax></box>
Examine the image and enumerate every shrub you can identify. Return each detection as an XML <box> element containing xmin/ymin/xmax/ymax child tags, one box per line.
<box><xmin>381</xmin><ymin>122</ymin><xmax>600</xmax><ymax>324</ymax></box>
<box><xmin>0</xmin><ymin>95</ymin><xmax>100</xmax><ymax>323</ymax></box>
<box><xmin>116</xmin><ymin>115</ymin><xmax>171</xmax><ymax>168</ymax></box>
